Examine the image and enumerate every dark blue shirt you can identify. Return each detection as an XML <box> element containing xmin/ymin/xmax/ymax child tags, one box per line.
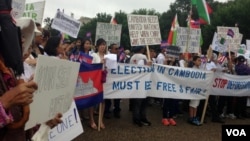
<box><xmin>235</xmin><ymin>63</ymin><xmax>250</xmax><ymax>75</ymax></box>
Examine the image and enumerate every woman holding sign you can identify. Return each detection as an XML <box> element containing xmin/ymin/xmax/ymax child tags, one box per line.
<box><xmin>0</xmin><ymin>7</ymin><xmax>62</xmax><ymax>140</ymax></box>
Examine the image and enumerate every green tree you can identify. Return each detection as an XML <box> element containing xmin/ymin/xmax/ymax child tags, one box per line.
<box><xmin>114</xmin><ymin>10</ymin><xmax>130</xmax><ymax>50</ymax></box>
<box><xmin>211</xmin><ymin>0</ymin><xmax>250</xmax><ymax>44</ymax></box>
<box><xmin>78</xmin><ymin>13</ymin><xmax>112</xmax><ymax>45</ymax></box>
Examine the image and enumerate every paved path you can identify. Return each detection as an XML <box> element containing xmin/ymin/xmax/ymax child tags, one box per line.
<box><xmin>73</xmin><ymin>99</ymin><xmax>250</xmax><ymax>141</ymax></box>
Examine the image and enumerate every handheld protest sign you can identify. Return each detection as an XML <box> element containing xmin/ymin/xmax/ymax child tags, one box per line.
<box><xmin>11</xmin><ymin>0</ymin><xmax>26</xmax><ymax>19</ymax></box>
<box><xmin>51</xmin><ymin>11</ymin><xmax>81</xmax><ymax>38</ymax></box>
<box><xmin>95</xmin><ymin>22</ymin><xmax>122</xmax><ymax>47</ymax></box>
<box><xmin>217</xmin><ymin>26</ymin><xmax>242</xmax><ymax>52</ymax></box>
<box><xmin>22</xmin><ymin>1</ymin><xmax>46</xmax><ymax>24</ymax></box>
<box><xmin>176</xmin><ymin>27</ymin><xmax>201</xmax><ymax>53</ymax></box>
<box><xmin>25</xmin><ymin>55</ymin><xmax>80</xmax><ymax>130</ymax></box>
<box><xmin>127</xmin><ymin>14</ymin><xmax>161</xmax><ymax>61</ymax></box>
<box><xmin>127</xmin><ymin>14</ymin><xmax>161</xmax><ymax>46</ymax></box>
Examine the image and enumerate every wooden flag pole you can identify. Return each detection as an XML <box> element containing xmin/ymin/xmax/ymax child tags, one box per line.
<box><xmin>146</xmin><ymin>45</ymin><xmax>151</xmax><ymax>61</ymax></box>
<box><xmin>98</xmin><ymin>103</ymin><xmax>102</xmax><ymax>131</ymax></box>
<box><xmin>200</xmin><ymin>94</ymin><xmax>209</xmax><ymax>124</ymax></box>
<box><xmin>200</xmin><ymin>45</ymin><xmax>212</xmax><ymax>124</ymax></box>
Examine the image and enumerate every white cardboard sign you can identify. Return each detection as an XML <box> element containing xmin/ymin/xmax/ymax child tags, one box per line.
<box><xmin>95</xmin><ymin>22</ymin><xmax>122</xmax><ymax>46</ymax></box>
<box><xmin>22</xmin><ymin>1</ymin><xmax>45</xmax><ymax>24</ymax></box>
<box><xmin>48</xmin><ymin>101</ymin><xmax>84</xmax><ymax>141</ymax></box>
<box><xmin>176</xmin><ymin>27</ymin><xmax>201</xmax><ymax>53</ymax></box>
<box><xmin>51</xmin><ymin>11</ymin><xmax>81</xmax><ymax>38</ymax></box>
<box><xmin>11</xmin><ymin>0</ymin><xmax>26</xmax><ymax>19</ymax></box>
<box><xmin>25</xmin><ymin>55</ymin><xmax>80</xmax><ymax>130</ymax></box>
<box><xmin>127</xmin><ymin>14</ymin><xmax>161</xmax><ymax>46</ymax></box>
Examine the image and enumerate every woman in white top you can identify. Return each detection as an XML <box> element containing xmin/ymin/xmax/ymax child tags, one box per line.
<box><xmin>89</xmin><ymin>38</ymin><xmax>107</xmax><ymax>130</ymax></box>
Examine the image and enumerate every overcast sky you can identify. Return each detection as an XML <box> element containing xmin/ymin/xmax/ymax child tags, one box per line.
<box><xmin>27</xmin><ymin>0</ymin><xmax>227</xmax><ymax>20</ymax></box>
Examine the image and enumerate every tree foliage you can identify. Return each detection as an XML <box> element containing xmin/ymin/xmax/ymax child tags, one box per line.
<box><xmin>43</xmin><ymin>0</ymin><xmax>250</xmax><ymax>53</ymax></box>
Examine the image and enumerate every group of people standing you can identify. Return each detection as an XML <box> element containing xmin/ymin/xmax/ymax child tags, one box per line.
<box><xmin>73</xmin><ymin>39</ymin><xmax>250</xmax><ymax>129</ymax></box>
<box><xmin>1</xmin><ymin>2</ymin><xmax>249</xmax><ymax>141</ymax></box>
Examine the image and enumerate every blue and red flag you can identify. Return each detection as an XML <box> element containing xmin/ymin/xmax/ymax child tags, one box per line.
<box><xmin>74</xmin><ymin>62</ymin><xmax>103</xmax><ymax>110</ymax></box>
<box><xmin>70</xmin><ymin>52</ymin><xmax>93</xmax><ymax>64</ymax></box>
<box><xmin>78</xmin><ymin>52</ymin><xmax>93</xmax><ymax>63</ymax></box>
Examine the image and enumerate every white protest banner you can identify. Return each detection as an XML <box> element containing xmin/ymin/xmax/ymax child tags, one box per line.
<box><xmin>247</xmin><ymin>40</ymin><xmax>250</xmax><ymax>51</ymax></box>
<box><xmin>25</xmin><ymin>55</ymin><xmax>80</xmax><ymax>130</ymax></box>
<box><xmin>95</xmin><ymin>22</ymin><xmax>122</xmax><ymax>46</ymax></box>
<box><xmin>22</xmin><ymin>1</ymin><xmax>45</xmax><ymax>24</ymax></box>
<box><xmin>211</xmin><ymin>32</ymin><xmax>228</xmax><ymax>53</ymax></box>
<box><xmin>176</xmin><ymin>27</ymin><xmax>201</xmax><ymax>53</ymax></box>
<box><xmin>11</xmin><ymin>0</ymin><xmax>26</xmax><ymax>19</ymax></box>
<box><xmin>48</xmin><ymin>101</ymin><xmax>83</xmax><ymax>141</ymax></box>
<box><xmin>210</xmin><ymin>72</ymin><xmax>250</xmax><ymax>97</ymax></box>
<box><xmin>104</xmin><ymin>63</ymin><xmax>213</xmax><ymax>100</ymax></box>
<box><xmin>217</xmin><ymin>26</ymin><xmax>242</xmax><ymax>51</ymax></box>
<box><xmin>127</xmin><ymin>14</ymin><xmax>161</xmax><ymax>46</ymax></box>
<box><xmin>51</xmin><ymin>11</ymin><xmax>81</xmax><ymax>38</ymax></box>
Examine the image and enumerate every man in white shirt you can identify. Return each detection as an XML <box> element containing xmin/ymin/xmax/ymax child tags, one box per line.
<box><xmin>206</xmin><ymin>53</ymin><xmax>225</xmax><ymax>123</ymax></box>
<box><xmin>156</xmin><ymin>43</ymin><xmax>167</xmax><ymax>64</ymax></box>
<box><xmin>130</xmin><ymin>46</ymin><xmax>152</xmax><ymax>127</ymax></box>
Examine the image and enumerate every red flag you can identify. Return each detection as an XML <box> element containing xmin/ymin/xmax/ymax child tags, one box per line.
<box><xmin>74</xmin><ymin>63</ymin><xmax>103</xmax><ymax>109</ymax></box>
<box><xmin>167</xmin><ymin>14</ymin><xmax>179</xmax><ymax>45</ymax></box>
<box><xmin>190</xmin><ymin>19</ymin><xmax>200</xmax><ymax>29</ymax></box>
<box><xmin>110</xmin><ymin>16</ymin><xmax>117</xmax><ymax>24</ymax></box>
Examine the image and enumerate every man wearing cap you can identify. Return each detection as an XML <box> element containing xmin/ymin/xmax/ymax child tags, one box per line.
<box><xmin>235</xmin><ymin>55</ymin><xmax>250</xmax><ymax>119</ymax></box>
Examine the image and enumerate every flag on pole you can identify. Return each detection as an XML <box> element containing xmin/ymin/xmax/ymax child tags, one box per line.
<box><xmin>217</xmin><ymin>52</ymin><xmax>227</xmax><ymax>65</ymax></box>
<box><xmin>74</xmin><ymin>62</ymin><xmax>103</xmax><ymax>109</ymax></box>
<box><xmin>110</xmin><ymin>16</ymin><xmax>117</xmax><ymax>24</ymax></box>
<box><xmin>190</xmin><ymin>19</ymin><xmax>200</xmax><ymax>29</ymax></box>
<box><xmin>167</xmin><ymin>14</ymin><xmax>179</xmax><ymax>45</ymax></box>
<box><xmin>191</xmin><ymin>0</ymin><xmax>212</xmax><ymax>24</ymax></box>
